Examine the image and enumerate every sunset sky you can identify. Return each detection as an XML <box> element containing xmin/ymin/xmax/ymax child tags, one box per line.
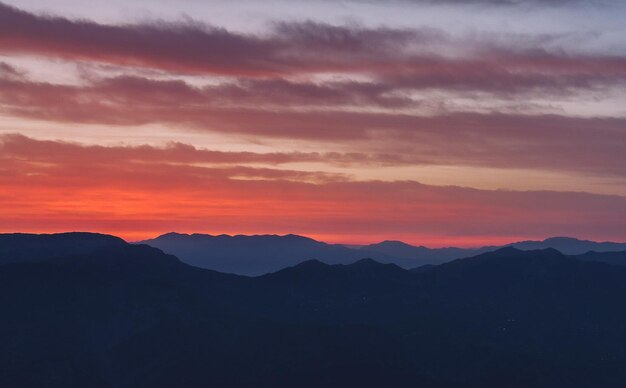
<box><xmin>1</xmin><ymin>0</ymin><xmax>625</xmax><ymax>246</ymax></box>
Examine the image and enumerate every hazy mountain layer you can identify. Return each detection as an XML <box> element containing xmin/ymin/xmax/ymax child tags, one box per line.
<box><xmin>139</xmin><ymin>233</ymin><xmax>626</xmax><ymax>275</ymax></box>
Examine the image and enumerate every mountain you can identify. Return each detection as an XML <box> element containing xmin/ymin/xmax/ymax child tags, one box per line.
<box><xmin>0</xmin><ymin>233</ymin><xmax>435</xmax><ymax>387</ymax></box>
<box><xmin>4</xmin><ymin>233</ymin><xmax>626</xmax><ymax>387</ymax></box>
<box><xmin>139</xmin><ymin>233</ymin><xmax>626</xmax><ymax>275</ymax></box>
<box><xmin>365</xmin><ymin>237</ymin><xmax>626</xmax><ymax>270</ymax></box>
<box><xmin>574</xmin><ymin>250</ymin><xmax>626</xmax><ymax>267</ymax></box>
<box><xmin>507</xmin><ymin>236</ymin><xmax>626</xmax><ymax>255</ymax></box>
<box><xmin>138</xmin><ymin>232</ymin><xmax>408</xmax><ymax>276</ymax></box>
<box><xmin>0</xmin><ymin>232</ymin><xmax>126</xmax><ymax>265</ymax></box>
<box><xmin>361</xmin><ymin>240</ymin><xmax>491</xmax><ymax>265</ymax></box>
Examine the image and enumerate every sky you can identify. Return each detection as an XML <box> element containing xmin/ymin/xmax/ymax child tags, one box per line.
<box><xmin>0</xmin><ymin>0</ymin><xmax>625</xmax><ymax>246</ymax></box>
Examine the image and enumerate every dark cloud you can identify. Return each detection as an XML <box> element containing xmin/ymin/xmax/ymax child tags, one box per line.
<box><xmin>1</xmin><ymin>73</ymin><xmax>625</xmax><ymax>178</ymax></box>
<box><xmin>1</xmin><ymin>1</ymin><xmax>625</xmax><ymax>92</ymax></box>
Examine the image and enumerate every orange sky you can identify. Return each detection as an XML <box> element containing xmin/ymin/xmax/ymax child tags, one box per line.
<box><xmin>1</xmin><ymin>1</ymin><xmax>625</xmax><ymax>246</ymax></box>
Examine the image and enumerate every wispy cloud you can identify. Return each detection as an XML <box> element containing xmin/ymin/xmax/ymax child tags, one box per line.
<box><xmin>1</xmin><ymin>3</ymin><xmax>624</xmax><ymax>91</ymax></box>
<box><xmin>2</xmin><ymin>73</ymin><xmax>625</xmax><ymax>178</ymax></box>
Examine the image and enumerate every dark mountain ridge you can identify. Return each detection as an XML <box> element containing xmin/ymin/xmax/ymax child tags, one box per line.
<box><xmin>0</xmin><ymin>232</ymin><xmax>126</xmax><ymax>265</ymax></box>
<box><xmin>4</xmin><ymin>232</ymin><xmax>626</xmax><ymax>387</ymax></box>
<box><xmin>574</xmin><ymin>250</ymin><xmax>626</xmax><ymax>267</ymax></box>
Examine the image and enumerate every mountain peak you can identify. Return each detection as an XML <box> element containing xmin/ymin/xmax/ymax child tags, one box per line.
<box><xmin>150</xmin><ymin>232</ymin><xmax>317</xmax><ymax>243</ymax></box>
<box><xmin>0</xmin><ymin>231</ymin><xmax>125</xmax><ymax>242</ymax></box>
<box><xmin>348</xmin><ymin>257</ymin><xmax>399</xmax><ymax>269</ymax></box>
<box><xmin>0</xmin><ymin>232</ymin><xmax>127</xmax><ymax>265</ymax></box>
<box><xmin>543</xmin><ymin>236</ymin><xmax>582</xmax><ymax>242</ymax></box>
<box><xmin>157</xmin><ymin>232</ymin><xmax>189</xmax><ymax>238</ymax></box>
<box><xmin>348</xmin><ymin>258</ymin><xmax>406</xmax><ymax>275</ymax></box>
<box><xmin>352</xmin><ymin>257</ymin><xmax>381</xmax><ymax>265</ymax></box>
<box><xmin>263</xmin><ymin>259</ymin><xmax>331</xmax><ymax>278</ymax></box>
<box><xmin>292</xmin><ymin>258</ymin><xmax>328</xmax><ymax>269</ymax></box>
<box><xmin>508</xmin><ymin>236</ymin><xmax>626</xmax><ymax>255</ymax></box>
<box><xmin>378</xmin><ymin>240</ymin><xmax>411</xmax><ymax>246</ymax></box>
<box><xmin>369</xmin><ymin>240</ymin><xmax>425</xmax><ymax>249</ymax></box>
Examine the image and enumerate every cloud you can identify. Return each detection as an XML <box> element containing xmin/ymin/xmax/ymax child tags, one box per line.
<box><xmin>1</xmin><ymin>134</ymin><xmax>625</xmax><ymax>244</ymax></box>
<box><xmin>0</xmin><ymin>133</ymin><xmax>402</xmax><ymax>168</ymax></box>
<box><xmin>1</xmin><ymin>2</ymin><xmax>625</xmax><ymax>96</ymax></box>
<box><xmin>0</xmin><ymin>61</ymin><xmax>23</xmax><ymax>80</ymax></box>
<box><xmin>1</xmin><ymin>73</ymin><xmax>625</xmax><ymax>178</ymax></box>
<box><xmin>1</xmin><ymin>1</ymin><xmax>624</xmax><ymax>245</ymax></box>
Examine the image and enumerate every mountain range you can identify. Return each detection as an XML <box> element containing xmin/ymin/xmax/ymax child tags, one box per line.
<box><xmin>3</xmin><ymin>232</ymin><xmax>626</xmax><ymax>387</ymax></box>
<box><xmin>139</xmin><ymin>233</ymin><xmax>626</xmax><ymax>275</ymax></box>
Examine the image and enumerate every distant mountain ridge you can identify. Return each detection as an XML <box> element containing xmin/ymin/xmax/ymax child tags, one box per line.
<box><xmin>506</xmin><ymin>236</ymin><xmax>626</xmax><ymax>255</ymax></box>
<box><xmin>361</xmin><ymin>240</ymin><xmax>492</xmax><ymax>265</ymax></box>
<box><xmin>139</xmin><ymin>233</ymin><xmax>626</xmax><ymax>275</ymax></box>
<box><xmin>138</xmin><ymin>232</ymin><xmax>410</xmax><ymax>275</ymax></box>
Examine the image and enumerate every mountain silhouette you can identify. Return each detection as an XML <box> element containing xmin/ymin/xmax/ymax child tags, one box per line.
<box><xmin>140</xmin><ymin>233</ymin><xmax>626</xmax><ymax>275</ymax></box>
<box><xmin>362</xmin><ymin>240</ymin><xmax>492</xmax><ymax>265</ymax></box>
<box><xmin>573</xmin><ymin>250</ymin><xmax>626</xmax><ymax>267</ymax></box>
<box><xmin>0</xmin><ymin>232</ymin><xmax>126</xmax><ymax>265</ymax></box>
<box><xmin>138</xmin><ymin>232</ymin><xmax>408</xmax><ymax>275</ymax></box>
<box><xmin>506</xmin><ymin>236</ymin><xmax>626</xmax><ymax>255</ymax></box>
<box><xmin>4</xmin><ymin>233</ymin><xmax>626</xmax><ymax>387</ymax></box>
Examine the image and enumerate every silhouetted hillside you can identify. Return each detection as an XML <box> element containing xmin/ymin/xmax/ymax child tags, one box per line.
<box><xmin>362</xmin><ymin>240</ymin><xmax>491</xmax><ymax>265</ymax></box>
<box><xmin>3</xmin><ymin>233</ymin><xmax>626</xmax><ymax>387</ymax></box>
<box><xmin>140</xmin><ymin>233</ymin><xmax>626</xmax><ymax>275</ymax></box>
<box><xmin>138</xmin><ymin>232</ymin><xmax>408</xmax><ymax>275</ymax></box>
<box><xmin>507</xmin><ymin>236</ymin><xmax>626</xmax><ymax>255</ymax></box>
<box><xmin>0</xmin><ymin>232</ymin><xmax>126</xmax><ymax>265</ymax></box>
<box><xmin>366</xmin><ymin>237</ymin><xmax>626</xmax><ymax>267</ymax></box>
<box><xmin>574</xmin><ymin>250</ymin><xmax>626</xmax><ymax>266</ymax></box>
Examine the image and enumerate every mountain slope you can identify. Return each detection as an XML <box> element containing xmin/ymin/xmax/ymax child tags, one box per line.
<box><xmin>138</xmin><ymin>232</ymin><xmax>408</xmax><ymax>275</ymax></box>
<box><xmin>0</xmin><ymin>232</ymin><xmax>126</xmax><ymax>265</ymax></box>
<box><xmin>0</xmin><ymin>233</ymin><xmax>439</xmax><ymax>388</ymax></box>
<box><xmin>508</xmin><ymin>236</ymin><xmax>626</xmax><ymax>255</ymax></box>
<box><xmin>574</xmin><ymin>250</ymin><xmax>626</xmax><ymax>267</ymax></box>
<box><xmin>361</xmin><ymin>240</ymin><xmax>490</xmax><ymax>265</ymax></box>
<box><xmin>4</xmin><ymin>234</ymin><xmax>626</xmax><ymax>387</ymax></box>
<box><xmin>367</xmin><ymin>237</ymin><xmax>626</xmax><ymax>268</ymax></box>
